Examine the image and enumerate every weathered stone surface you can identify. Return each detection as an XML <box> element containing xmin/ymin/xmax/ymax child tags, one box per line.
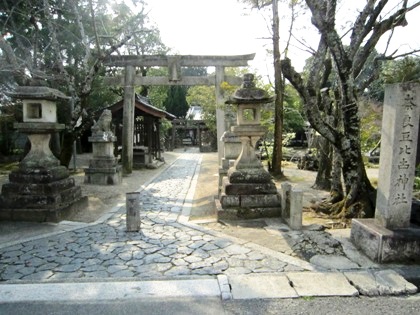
<box><xmin>344</xmin><ymin>270</ymin><xmax>418</xmax><ymax>296</ymax></box>
<box><xmin>220</xmin><ymin>194</ymin><xmax>240</xmax><ymax>207</ymax></box>
<box><xmin>223</xmin><ymin>182</ymin><xmax>278</xmax><ymax>195</ymax></box>
<box><xmin>227</xmin><ymin>168</ymin><xmax>273</xmax><ymax>183</ymax></box>
<box><xmin>309</xmin><ymin>255</ymin><xmax>360</xmax><ymax>270</ymax></box>
<box><xmin>240</xmin><ymin>194</ymin><xmax>281</xmax><ymax>208</ymax></box>
<box><xmin>84</xmin><ymin>109</ymin><xmax>122</xmax><ymax>185</ymax></box>
<box><xmin>8</xmin><ymin>166</ymin><xmax>69</xmax><ymax>184</ymax></box>
<box><xmin>375</xmin><ymin>83</ymin><xmax>419</xmax><ymax>229</ymax></box>
<box><xmin>351</xmin><ymin>218</ymin><xmax>420</xmax><ymax>263</ymax></box>
<box><xmin>229</xmin><ymin>274</ymin><xmax>298</xmax><ymax>299</ymax></box>
<box><xmin>287</xmin><ymin>272</ymin><xmax>359</xmax><ymax>297</ymax></box>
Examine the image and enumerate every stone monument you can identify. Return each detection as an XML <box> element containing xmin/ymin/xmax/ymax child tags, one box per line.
<box><xmin>84</xmin><ymin>109</ymin><xmax>122</xmax><ymax>185</ymax></box>
<box><xmin>351</xmin><ymin>82</ymin><xmax>420</xmax><ymax>263</ymax></box>
<box><xmin>0</xmin><ymin>86</ymin><xmax>86</xmax><ymax>222</ymax></box>
<box><xmin>218</xmin><ymin>74</ymin><xmax>281</xmax><ymax>219</ymax></box>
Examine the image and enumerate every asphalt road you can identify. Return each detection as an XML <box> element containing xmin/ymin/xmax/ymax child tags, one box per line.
<box><xmin>1</xmin><ymin>295</ymin><xmax>420</xmax><ymax>315</ymax></box>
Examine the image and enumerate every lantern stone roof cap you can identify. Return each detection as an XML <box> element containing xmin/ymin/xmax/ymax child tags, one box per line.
<box><xmin>8</xmin><ymin>86</ymin><xmax>70</xmax><ymax>101</ymax></box>
<box><xmin>225</xmin><ymin>73</ymin><xmax>274</xmax><ymax>104</ymax></box>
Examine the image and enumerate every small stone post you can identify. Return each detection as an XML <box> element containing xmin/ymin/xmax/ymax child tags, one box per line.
<box><xmin>126</xmin><ymin>192</ymin><xmax>141</xmax><ymax>232</ymax></box>
<box><xmin>280</xmin><ymin>182</ymin><xmax>302</xmax><ymax>230</ymax></box>
<box><xmin>280</xmin><ymin>182</ymin><xmax>292</xmax><ymax>218</ymax></box>
<box><xmin>289</xmin><ymin>189</ymin><xmax>303</xmax><ymax>230</ymax></box>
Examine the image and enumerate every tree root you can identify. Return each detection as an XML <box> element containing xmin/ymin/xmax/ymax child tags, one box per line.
<box><xmin>313</xmin><ymin>196</ymin><xmax>374</xmax><ymax>222</ymax></box>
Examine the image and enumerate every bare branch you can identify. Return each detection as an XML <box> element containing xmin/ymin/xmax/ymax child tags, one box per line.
<box><xmin>70</xmin><ymin>0</ymin><xmax>91</xmax><ymax>69</ymax></box>
<box><xmin>352</xmin><ymin>1</ymin><xmax>420</xmax><ymax>77</ymax></box>
<box><xmin>42</xmin><ymin>0</ymin><xmax>75</xmax><ymax>96</ymax></box>
<box><xmin>89</xmin><ymin>0</ymin><xmax>102</xmax><ymax>56</ymax></box>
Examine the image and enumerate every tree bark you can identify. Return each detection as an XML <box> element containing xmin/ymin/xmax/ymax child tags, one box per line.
<box><xmin>271</xmin><ymin>0</ymin><xmax>284</xmax><ymax>176</ymax></box>
<box><xmin>59</xmin><ymin>132</ymin><xmax>75</xmax><ymax>167</ymax></box>
<box><xmin>313</xmin><ymin>135</ymin><xmax>332</xmax><ymax>190</ymax></box>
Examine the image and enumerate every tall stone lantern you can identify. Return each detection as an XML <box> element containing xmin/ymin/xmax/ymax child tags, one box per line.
<box><xmin>219</xmin><ymin>74</ymin><xmax>281</xmax><ymax>219</ymax></box>
<box><xmin>0</xmin><ymin>86</ymin><xmax>85</xmax><ymax>222</ymax></box>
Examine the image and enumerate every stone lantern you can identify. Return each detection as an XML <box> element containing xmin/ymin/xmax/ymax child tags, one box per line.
<box><xmin>0</xmin><ymin>86</ymin><xmax>85</xmax><ymax>222</ymax></box>
<box><xmin>218</xmin><ymin>74</ymin><xmax>281</xmax><ymax>219</ymax></box>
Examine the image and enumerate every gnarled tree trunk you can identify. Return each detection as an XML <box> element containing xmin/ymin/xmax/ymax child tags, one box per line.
<box><xmin>280</xmin><ymin>0</ymin><xmax>417</xmax><ymax>219</ymax></box>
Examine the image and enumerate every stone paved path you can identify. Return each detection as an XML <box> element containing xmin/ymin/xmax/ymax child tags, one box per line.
<box><xmin>0</xmin><ymin>153</ymin><xmax>307</xmax><ymax>282</ymax></box>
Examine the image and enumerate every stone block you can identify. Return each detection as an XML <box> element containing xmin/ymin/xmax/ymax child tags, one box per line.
<box><xmin>223</xmin><ymin>182</ymin><xmax>278</xmax><ymax>195</ymax></box>
<box><xmin>240</xmin><ymin>194</ymin><xmax>280</xmax><ymax>208</ymax></box>
<box><xmin>92</xmin><ymin>142</ymin><xmax>115</xmax><ymax>157</ymax></box>
<box><xmin>351</xmin><ymin>218</ymin><xmax>420</xmax><ymax>263</ymax></box>
<box><xmin>220</xmin><ymin>194</ymin><xmax>240</xmax><ymax>207</ymax></box>
<box><xmin>8</xmin><ymin>166</ymin><xmax>69</xmax><ymax>184</ymax></box>
<box><xmin>89</xmin><ymin>156</ymin><xmax>118</xmax><ymax>168</ymax></box>
<box><xmin>228</xmin><ymin>168</ymin><xmax>273</xmax><ymax>183</ymax></box>
<box><xmin>287</xmin><ymin>272</ymin><xmax>359</xmax><ymax>297</ymax></box>
<box><xmin>84</xmin><ymin>165</ymin><xmax>122</xmax><ymax>185</ymax></box>
<box><xmin>1</xmin><ymin>177</ymin><xmax>75</xmax><ymax>196</ymax></box>
<box><xmin>0</xmin><ymin>196</ymin><xmax>88</xmax><ymax>223</ymax></box>
<box><xmin>229</xmin><ymin>274</ymin><xmax>298</xmax><ymax>299</ymax></box>
<box><xmin>344</xmin><ymin>270</ymin><xmax>418</xmax><ymax>296</ymax></box>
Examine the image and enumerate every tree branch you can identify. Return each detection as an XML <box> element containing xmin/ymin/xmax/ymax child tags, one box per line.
<box><xmin>353</xmin><ymin>1</ymin><xmax>420</xmax><ymax>77</ymax></box>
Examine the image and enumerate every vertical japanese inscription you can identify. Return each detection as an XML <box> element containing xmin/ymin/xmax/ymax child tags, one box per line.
<box><xmin>375</xmin><ymin>83</ymin><xmax>420</xmax><ymax>229</ymax></box>
<box><xmin>393</xmin><ymin>89</ymin><xmax>417</xmax><ymax>206</ymax></box>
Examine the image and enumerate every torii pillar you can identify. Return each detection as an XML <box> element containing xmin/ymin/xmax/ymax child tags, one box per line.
<box><xmin>103</xmin><ymin>54</ymin><xmax>255</xmax><ymax>175</ymax></box>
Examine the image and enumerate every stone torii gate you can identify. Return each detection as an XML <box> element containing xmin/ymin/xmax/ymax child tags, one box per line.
<box><xmin>103</xmin><ymin>54</ymin><xmax>255</xmax><ymax>174</ymax></box>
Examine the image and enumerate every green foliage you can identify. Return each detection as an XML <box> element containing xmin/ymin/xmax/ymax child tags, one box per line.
<box><xmin>283</xmin><ymin>84</ymin><xmax>305</xmax><ymax>132</ymax></box>
<box><xmin>414</xmin><ymin>176</ymin><xmax>420</xmax><ymax>191</ymax></box>
<box><xmin>164</xmin><ymin>86</ymin><xmax>189</xmax><ymax>118</ymax></box>
<box><xmin>382</xmin><ymin>57</ymin><xmax>420</xmax><ymax>84</ymax></box>
<box><xmin>415</xmin><ymin>165</ymin><xmax>420</xmax><ymax>191</ymax></box>
<box><xmin>0</xmin><ymin>0</ymin><xmax>170</xmax><ymax>164</ymax></box>
<box><xmin>0</xmin><ymin>0</ymin><xmax>167</xmax><ymax>104</ymax></box>
<box><xmin>365</xmin><ymin>56</ymin><xmax>420</xmax><ymax>102</ymax></box>
<box><xmin>358</xmin><ymin>99</ymin><xmax>382</xmax><ymax>153</ymax></box>
<box><xmin>186</xmin><ymin>85</ymin><xmax>216</xmax><ymax>132</ymax></box>
<box><xmin>145</xmin><ymin>68</ymin><xmax>170</xmax><ymax>110</ymax></box>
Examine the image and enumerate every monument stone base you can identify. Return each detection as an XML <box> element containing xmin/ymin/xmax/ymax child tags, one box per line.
<box><xmin>216</xmin><ymin>197</ymin><xmax>281</xmax><ymax>220</ymax></box>
<box><xmin>84</xmin><ymin>156</ymin><xmax>122</xmax><ymax>185</ymax></box>
<box><xmin>351</xmin><ymin>218</ymin><xmax>420</xmax><ymax>263</ymax></box>
<box><xmin>0</xmin><ymin>166</ymin><xmax>87</xmax><ymax>222</ymax></box>
<box><xmin>84</xmin><ymin>167</ymin><xmax>122</xmax><ymax>185</ymax></box>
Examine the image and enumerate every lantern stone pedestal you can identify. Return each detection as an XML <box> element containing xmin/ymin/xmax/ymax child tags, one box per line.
<box><xmin>218</xmin><ymin>130</ymin><xmax>242</xmax><ymax>196</ymax></box>
<box><xmin>84</xmin><ymin>110</ymin><xmax>122</xmax><ymax>185</ymax></box>
<box><xmin>218</xmin><ymin>74</ymin><xmax>281</xmax><ymax>219</ymax></box>
<box><xmin>0</xmin><ymin>86</ymin><xmax>86</xmax><ymax>222</ymax></box>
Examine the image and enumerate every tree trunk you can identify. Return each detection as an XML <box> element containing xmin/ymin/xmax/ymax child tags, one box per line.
<box><xmin>313</xmin><ymin>135</ymin><xmax>332</xmax><ymax>190</ymax></box>
<box><xmin>271</xmin><ymin>0</ymin><xmax>284</xmax><ymax>176</ymax></box>
<box><xmin>337</xmin><ymin>146</ymin><xmax>376</xmax><ymax>219</ymax></box>
<box><xmin>59</xmin><ymin>132</ymin><xmax>75</xmax><ymax>168</ymax></box>
<box><xmin>330</xmin><ymin>146</ymin><xmax>343</xmax><ymax>203</ymax></box>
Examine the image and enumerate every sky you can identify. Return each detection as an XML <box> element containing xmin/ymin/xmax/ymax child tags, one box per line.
<box><xmin>141</xmin><ymin>0</ymin><xmax>420</xmax><ymax>82</ymax></box>
<box><xmin>145</xmin><ymin>0</ymin><xmax>273</xmax><ymax>78</ymax></box>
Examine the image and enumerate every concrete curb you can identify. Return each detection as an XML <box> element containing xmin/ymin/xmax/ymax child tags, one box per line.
<box><xmin>0</xmin><ymin>278</ymin><xmax>221</xmax><ymax>303</ymax></box>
